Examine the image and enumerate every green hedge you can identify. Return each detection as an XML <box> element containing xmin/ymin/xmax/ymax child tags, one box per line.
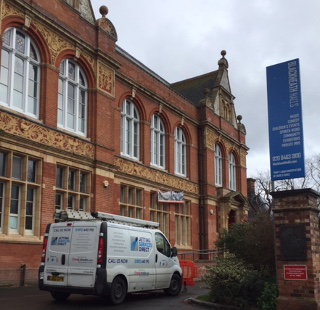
<box><xmin>202</xmin><ymin>254</ymin><xmax>267</xmax><ymax>307</ymax></box>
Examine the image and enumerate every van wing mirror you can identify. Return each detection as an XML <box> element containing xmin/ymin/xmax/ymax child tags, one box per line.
<box><xmin>171</xmin><ymin>247</ymin><xmax>178</xmax><ymax>257</ymax></box>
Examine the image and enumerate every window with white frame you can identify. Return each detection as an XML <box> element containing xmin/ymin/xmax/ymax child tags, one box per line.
<box><xmin>150</xmin><ymin>192</ymin><xmax>169</xmax><ymax>236</ymax></box>
<box><xmin>175</xmin><ymin>201</ymin><xmax>191</xmax><ymax>246</ymax></box>
<box><xmin>0</xmin><ymin>150</ymin><xmax>41</xmax><ymax>236</ymax></box>
<box><xmin>120</xmin><ymin>184</ymin><xmax>143</xmax><ymax>219</ymax></box>
<box><xmin>0</xmin><ymin>28</ymin><xmax>40</xmax><ymax>118</ymax></box>
<box><xmin>55</xmin><ymin>166</ymin><xmax>90</xmax><ymax>211</ymax></box>
<box><xmin>229</xmin><ymin>152</ymin><xmax>236</xmax><ymax>191</ymax></box>
<box><xmin>120</xmin><ymin>99</ymin><xmax>139</xmax><ymax>159</ymax></box>
<box><xmin>174</xmin><ymin>127</ymin><xmax>186</xmax><ymax>176</ymax></box>
<box><xmin>150</xmin><ymin>114</ymin><xmax>165</xmax><ymax>168</ymax></box>
<box><xmin>58</xmin><ymin>59</ymin><xmax>87</xmax><ymax>136</ymax></box>
<box><xmin>215</xmin><ymin>144</ymin><xmax>222</xmax><ymax>186</ymax></box>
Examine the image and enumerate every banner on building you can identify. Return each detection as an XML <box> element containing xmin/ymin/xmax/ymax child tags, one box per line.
<box><xmin>266</xmin><ymin>58</ymin><xmax>305</xmax><ymax>181</ymax></box>
<box><xmin>157</xmin><ymin>190</ymin><xmax>184</xmax><ymax>203</ymax></box>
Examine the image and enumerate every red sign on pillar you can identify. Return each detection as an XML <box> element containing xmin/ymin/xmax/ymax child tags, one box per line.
<box><xmin>284</xmin><ymin>265</ymin><xmax>307</xmax><ymax>280</ymax></box>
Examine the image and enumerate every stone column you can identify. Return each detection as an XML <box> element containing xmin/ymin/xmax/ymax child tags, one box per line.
<box><xmin>272</xmin><ymin>189</ymin><xmax>320</xmax><ymax>310</ymax></box>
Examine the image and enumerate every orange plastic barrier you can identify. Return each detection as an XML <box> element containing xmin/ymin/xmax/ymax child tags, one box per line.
<box><xmin>180</xmin><ymin>260</ymin><xmax>198</xmax><ymax>286</ymax></box>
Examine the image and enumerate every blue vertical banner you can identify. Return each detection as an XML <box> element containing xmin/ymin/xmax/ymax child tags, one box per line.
<box><xmin>266</xmin><ymin>59</ymin><xmax>305</xmax><ymax>181</ymax></box>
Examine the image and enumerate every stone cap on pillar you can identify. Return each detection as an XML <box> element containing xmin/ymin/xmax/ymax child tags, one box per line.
<box><xmin>271</xmin><ymin>188</ymin><xmax>319</xmax><ymax>211</ymax></box>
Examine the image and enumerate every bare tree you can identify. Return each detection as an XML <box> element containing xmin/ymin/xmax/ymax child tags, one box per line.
<box><xmin>251</xmin><ymin>154</ymin><xmax>320</xmax><ymax>213</ymax></box>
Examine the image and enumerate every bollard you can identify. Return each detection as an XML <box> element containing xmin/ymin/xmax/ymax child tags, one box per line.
<box><xmin>20</xmin><ymin>264</ymin><xmax>26</xmax><ymax>287</ymax></box>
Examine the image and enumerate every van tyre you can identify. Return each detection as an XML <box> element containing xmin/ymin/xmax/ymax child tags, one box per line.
<box><xmin>109</xmin><ymin>276</ymin><xmax>127</xmax><ymax>305</ymax></box>
<box><xmin>164</xmin><ymin>274</ymin><xmax>182</xmax><ymax>296</ymax></box>
<box><xmin>50</xmin><ymin>291</ymin><xmax>70</xmax><ymax>301</ymax></box>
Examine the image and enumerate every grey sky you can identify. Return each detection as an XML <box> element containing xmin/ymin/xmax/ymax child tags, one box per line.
<box><xmin>92</xmin><ymin>0</ymin><xmax>320</xmax><ymax>178</ymax></box>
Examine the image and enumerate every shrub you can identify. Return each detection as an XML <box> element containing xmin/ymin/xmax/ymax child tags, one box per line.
<box><xmin>202</xmin><ymin>254</ymin><xmax>265</xmax><ymax>307</ymax></box>
<box><xmin>215</xmin><ymin>214</ymin><xmax>276</xmax><ymax>273</ymax></box>
<box><xmin>257</xmin><ymin>281</ymin><xmax>277</xmax><ymax>310</ymax></box>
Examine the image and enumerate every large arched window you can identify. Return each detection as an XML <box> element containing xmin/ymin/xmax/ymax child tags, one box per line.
<box><xmin>229</xmin><ymin>152</ymin><xmax>236</xmax><ymax>191</ymax></box>
<box><xmin>150</xmin><ymin>114</ymin><xmax>165</xmax><ymax>168</ymax></box>
<box><xmin>215</xmin><ymin>144</ymin><xmax>222</xmax><ymax>186</ymax></box>
<box><xmin>121</xmin><ymin>99</ymin><xmax>139</xmax><ymax>159</ymax></box>
<box><xmin>174</xmin><ymin>127</ymin><xmax>186</xmax><ymax>176</ymax></box>
<box><xmin>58</xmin><ymin>59</ymin><xmax>87</xmax><ymax>136</ymax></box>
<box><xmin>0</xmin><ymin>28</ymin><xmax>40</xmax><ymax>118</ymax></box>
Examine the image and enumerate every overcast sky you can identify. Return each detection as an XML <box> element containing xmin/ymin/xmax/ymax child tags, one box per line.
<box><xmin>92</xmin><ymin>0</ymin><xmax>320</xmax><ymax>178</ymax></box>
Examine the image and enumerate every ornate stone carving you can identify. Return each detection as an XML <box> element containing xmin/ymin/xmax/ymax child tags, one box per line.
<box><xmin>34</xmin><ymin>21</ymin><xmax>74</xmax><ymax>65</ymax></box>
<box><xmin>1</xmin><ymin>2</ymin><xmax>24</xmax><ymax>20</ymax></box>
<box><xmin>82</xmin><ymin>52</ymin><xmax>96</xmax><ymax>75</ymax></box>
<box><xmin>0</xmin><ymin>111</ymin><xmax>94</xmax><ymax>159</ymax></box>
<box><xmin>240</xmin><ymin>150</ymin><xmax>246</xmax><ymax>167</ymax></box>
<box><xmin>114</xmin><ymin>157</ymin><xmax>199</xmax><ymax>195</ymax></box>
<box><xmin>96</xmin><ymin>18</ymin><xmax>117</xmax><ymax>40</ymax></box>
<box><xmin>205</xmin><ymin>127</ymin><xmax>215</xmax><ymax>150</ymax></box>
<box><xmin>98</xmin><ymin>60</ymin><xmax>115</xmax><ymax>96</ymax></box>
<box><xmin>79</xmin><ymin>0</ymin><xmax>94</xmax><ymax>24</ymax></box>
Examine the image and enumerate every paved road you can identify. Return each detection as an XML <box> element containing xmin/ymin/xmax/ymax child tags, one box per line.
<box><xmin>0</xmin><ymin>281</ymin><xmax>209</xmax><ymax>310</ymax></box>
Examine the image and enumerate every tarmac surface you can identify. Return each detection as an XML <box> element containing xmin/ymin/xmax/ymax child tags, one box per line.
<box><xmin>0</xmin><ymin>281</ymin><xmax>213</xmax><ymax>310</ymax></box>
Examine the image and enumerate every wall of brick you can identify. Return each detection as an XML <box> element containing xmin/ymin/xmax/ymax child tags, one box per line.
<box><xmin>0</xmin><ymin>0</ymin><xmax>248</xmax><ymax>286</ymax></box>
<box><xmin>273</xmin><ymin>189</ymin><xmax>320</xmax><ymax>310</ymax></box>
<box><xmin>0</xmin><ymin>243</ymin><xmax>42</xmax><ymax>287</ymax></box>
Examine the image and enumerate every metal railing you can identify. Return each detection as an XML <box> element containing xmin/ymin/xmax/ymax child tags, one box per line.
<box><xmin>177</xmin><ymin>249</ymin><xmax>218</xmax><ymax>261</ymax></box>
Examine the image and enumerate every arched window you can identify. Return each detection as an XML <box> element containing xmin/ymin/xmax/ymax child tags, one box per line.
<box><xmin>150</xmin><ymin>114</ymin><xmax>165</xmax><ymax>168</ymax></box>
<box><xmin>121</xmin><ymin>99</ymin><xmax>139</xmax><ymax>159</ymax></box>
<box><xmin>174</xmin><ymin>127</ymin><xmax>186</xmax><ymax>176</ymax></box>
<box><xmin>0</xmin><ymin>28</ymin><xmax>40</xmax><ymax>118</ymax></box>
<box><xmin>229</xmin><ymin>152</ymin><xmax>236</xmax><ymax>190</ymax></box>
<box><xmin>57</xmin><ymin>59</ymin><xmax>87</xmax><ymax>136</ymax></box>
<box><xmin>215</xmin><ymin>144</ymin><xmax>222</xmax><ymax>186</ymax></box>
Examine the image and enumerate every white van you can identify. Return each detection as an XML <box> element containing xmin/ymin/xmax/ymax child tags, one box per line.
<box><xmin>38</xmin><ymin>210</ymin><xmax>182</xmax><ymax>305</ymax></box>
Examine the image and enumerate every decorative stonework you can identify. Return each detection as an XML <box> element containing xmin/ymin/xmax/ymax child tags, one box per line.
<box><xmin>79</xmin><ymin>0</ymin><xmax>94</xmax><ymax>24</ymax></box>
<box><xmin>1</xmin><ymin>2</ymin><xmax>24</xmax><ymax>20</ymax></box>
<box><xmin>240</xmin><ymin>150</ymin><xmax>246</xmax><ymax>167</ymax></box>
<box><xmin>114</xmin><ymin>157</ymin><xmax>199</xmax><ymax>195</ymax></box>
<box><xmin>82</xmin><ymin>52</ymin><xmax>96</xmax><ymax>75</ymax></box>
<box><xmin>205</xmin><ymin>127</ymin><xmax>215</xmax><ymax>150</ymax></box>
<box><xmin>0</xmin><ymin>111</ymin><xmax>94</xmax><ymax>159</ymax></box>
<box><xmin>98</xmin><ymin>60</ymin><xmax>115</xmax><ymax>96</ymax></box>
<box><xmin>33</xmin><ymin>21</ymin><xmax>74</xmax><ymax>66</ymax></box>
<box><xmin>95</xmin><ymin>19</ymin><xmax>117</xmax><ymax>40</ymax></box>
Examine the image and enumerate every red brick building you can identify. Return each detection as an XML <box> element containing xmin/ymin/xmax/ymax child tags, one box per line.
<box><xmin>0</xmin><ymin>0</ymin><xmax>248</xmax><ymax>285</ymax></box>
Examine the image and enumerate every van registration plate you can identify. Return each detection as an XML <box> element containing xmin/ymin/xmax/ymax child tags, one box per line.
<box><xmin>47</xmin><ymin>275</ymin><xmax>64</xmax><ymax>282</ymax></box>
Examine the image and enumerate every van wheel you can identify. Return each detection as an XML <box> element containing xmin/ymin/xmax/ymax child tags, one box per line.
<box><xmin>109</xmin><ymin>277</ymin><xmax>127</xmax><ymax>305</ymax></box>
<box><xmin>164</xmin><ymin>274</ymin><xmax>182</xmax><ymax>296</ymax></box>
<box><xmin>50</xmin><ymin>291</ymin><xmax>70</xmax><ymax>301</ymax></box>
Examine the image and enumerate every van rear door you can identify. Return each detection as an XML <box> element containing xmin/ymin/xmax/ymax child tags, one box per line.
<box><xmin>44</xmin><ymin>221</ymin><xmax>100</xmax><ymax>288</ymax></box>
<box><xmin>67</xmin><ymin>222</ymin><xmax>100</xmax><ymax>287</ymax></box>
<box><xmin>43</xmin><ymin>222</ymin><xmax>72</xmax><ymax>286</ymax></box>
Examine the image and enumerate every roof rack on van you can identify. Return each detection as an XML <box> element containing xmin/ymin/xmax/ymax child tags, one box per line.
<box><xmin>91</xmin><ymin>211</ymin><xmax>160</xmax><ymax>228</ymax></box>
<box><xmin>53</xmin><ymin>210</ymin><xmax>160</xmax><ymax>228</ymax></box>
<box><xmin>54</xmin><ymin>210</ymin><xmax>96</xmax><ymax>221</ymax></box>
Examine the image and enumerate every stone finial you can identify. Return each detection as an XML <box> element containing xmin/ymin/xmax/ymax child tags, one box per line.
<box><xmin>99</xmin><ymin>5</ymin><xmax>108</xmax><ymax>17</ymax></box>
<box><xmin>218</xmin><ymin>50</ymin><xmax>228</xmax><ymax>69</ymax></box>
<box><xmin>203</xmin><ymin>88</ymin><xmax>210</xmax><ymax>97</ymax></box>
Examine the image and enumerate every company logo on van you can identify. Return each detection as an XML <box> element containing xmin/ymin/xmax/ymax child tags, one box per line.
<box><xmin>51</xmin><ymin>237</ymin><xmax>70</xmax><ymax>246</ymax></box>
<box><xmin>130</xmin><ymin>236</ymin><xmax>152</xmax><ymax>252</ymax></box>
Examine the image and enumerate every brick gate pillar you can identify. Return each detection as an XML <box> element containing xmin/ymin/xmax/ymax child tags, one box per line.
<box><xmin>272</xmin><ymin>189</ymin><xmax>320</xmax><ymax>310</ymax></box>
